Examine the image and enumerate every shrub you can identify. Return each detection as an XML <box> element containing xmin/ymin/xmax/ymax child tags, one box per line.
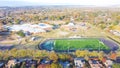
<box><xmin>17</xmin><ymin>30</ymin><xmax>25</xmax><ymax>37</ymax></box>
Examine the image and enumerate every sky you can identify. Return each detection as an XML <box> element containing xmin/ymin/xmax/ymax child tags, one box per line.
<box><xmin>0</xmin><ymin>0</ymin><xmax>120</xmax><ymax>7</ymax></box>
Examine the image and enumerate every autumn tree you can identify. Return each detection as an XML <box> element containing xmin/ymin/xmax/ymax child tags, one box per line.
<box><xmin>98</xmin><ymin>51</ymin><xmax>104</xmax><ymax>61</ymax></box>
<box><xmin>31</xmin><ymin>64</ymin><xmax>35</xmax><ymax>68</ymax></box>
<box><xmin>58</xmin><ymin>54</ymin><xmax>66</xmax><ymax>61</ymax></box>
<box><xmin>75</xmin><ymin>50</ymin><xmax>89</xmax><ymax>57</ymax></box>
<box><xmin>84</xmin><ymin>55</ymin><xmax>89</xmax><ymax>61</ymax></box>
<box><xmin>110</xmin><ymin>52</ymin><xmax>117</xmax><ymax>60</ymax></box>
<box><xmin>17</xmin><ymin>30</ymin><xmax>25</xmax><ymax>37</ymax></box>
<box><xmin>0</xmin><ymin>51</ymin><xmax>3</xmax><ymax>60</ymax></box>
<box><xmin>112</xmin><ymin>63</ymin><xmax>120</xmax><ymax>68</ymax></box>
<box><xmin>20</xmin><ymin>62</ymin><xmax>26</xmax><ymax>68</ymax></box>
<box><xmin>12</xmin><ymin>64</ymin><xmax>19</xmax><ymax>68</ymax></box>
<box><xmin>49</xmin><ymin>51</ymin><xmax>58</xmax><ymax>62</ymax></box>
<box><xmin>89</xmin><ymin>51</ymin><xmax>98</xmax><ymax>57</ymax></box>
<box><xmin>0</xmin><ymin>22</ymin><xmax>3</xmax><ymax>30</ymax></box>
<box><xmin>51</xmin><ymin>63</ymin><xmax>62</xmax><ymax>68</ymax></box>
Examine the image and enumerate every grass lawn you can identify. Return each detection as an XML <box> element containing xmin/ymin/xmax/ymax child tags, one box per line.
<box><xmin>54</xmin><ymin>38</ymin><xmax>110</xmax><ymax>50</ymax></box>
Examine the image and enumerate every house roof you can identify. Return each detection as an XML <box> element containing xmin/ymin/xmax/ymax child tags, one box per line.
<box><xmin>37</xmin><ymin>64</ymin><xmax>50</xmax><ymax>68</ymax></box>
<box><xmin>67</xmin><ymin>22</ymin><xmax>75</xmax><ymax>26</ymax></box>
<box><xmin>106</xmin><ymin>60</ymin><xmax>113</xmax><ymax>65</ymax></box>
<box><xmin>116</xmin><ymin>57</ymin><xmax>120</xmax><ymax>63</ymax></box>
<box><xmin>9</xmin><ymin>24</ymin><xmax>46</xmax><ymax>33</ymax></box>
<box><xmin>74</xmin><ymin>58</ymin><xmax>84</xmax><ymax>60</ymax></box>
<box><xmin>40</xmin><ymin>59</ymin><xmax>51</xmax><ymax>64</ymax></box>
<box><xmin>89</xmin><ymin>57</ymin><xmax>99</xmax><ymax>60</ymax></box>
<box><xmin>90</xmin><ymin>60</ymin><xmax>98</xmax><ymax>64</ymax></box>
<box><xmin>39</xmin><ymin>23</ymin><xmax>52</xmax><ymax>28</ymax></box>
<box><xmin>102</xmin><ymin>57</ymin><xmax>107</xmax><ymax>62</ymax></box>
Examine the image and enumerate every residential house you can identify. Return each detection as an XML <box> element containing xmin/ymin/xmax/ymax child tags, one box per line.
<box><xmin>6</xmin><ymin>59</ymin><xmax>17</xmax><ymax>68</ymax></box>
<box><xmin>115</xmin><ymin>57</ymin><xmax>120</xmax><ymax>63</ymax></box>
<box><xmin>74</xmin><ymin>58</ymin><xmax>85</xmax><ymax>68</ymax></box>
<box><xmin>104</xmin><ymin>59</ymin><xmax>113</xmax><ymax>68</ymax></box>
<box><xmin>0</xmin><ymin>60</ymin><xmax>6</xmax><ymax>68</ymax></box>
<box><xmin>88</xmin><ymin>57</ymin><xmax>103</xmax><ymax>68</ymax></box>
<box><xmin>40</xmin><ymin>58</ymin><xmax>52</xmax><ymax>64</ymax></box>
<box><xmin>25</xmin><ymin>59</ymin><xmax>37</xmax><ymax>68</ymax></box>
<box><xmin>37</xmin><ymin>58</ymin><xmax>51</xmax><ymax>68</ymax></box>
<box><xmin>60</xmin><ymin>22</ymin><xmax>77</xmax><ymax>31</ymax></box>
<box><xmin>0</xmin><ymin>31</ymin><xmax>10</xmax><ymax>35</ymax></box>
<box><xmin>59</xmin><ymin>60</ymin><xmax>70</xmax><ymax>68</ymax></box>
<box><xmin>0</xmin><ymin>62</ymin><xmax>4</xmax><ymax>68</ymax></box>
<box><xmin>39</xmin><ymin>23</ymin><xmax>53</xmax><ymax>32</ymax></box>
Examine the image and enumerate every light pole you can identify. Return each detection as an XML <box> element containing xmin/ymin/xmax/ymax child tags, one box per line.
<box><xmin>99</xmin><ymin>41</ymin><xmax>100</xmax><ymax>52</ymax></box>
<box><xmin>99</xmin><ymin>41</ymin><xmax>102</xmax><ymax>52</ymax></box>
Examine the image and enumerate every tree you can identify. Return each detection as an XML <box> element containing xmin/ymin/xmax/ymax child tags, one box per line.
<box><xmin>10</xmin><ymin>48</ymin><xmax>18</xmax><ymax>57</ymax></box>
<box><xmin>0</xmin><ymin>51</ymin><xmax>3</xmax><ymax>60</ymax></box>
<box><xmin>109</xmin><ymin>25</ymin><xmax>114</xmax><ymax>30</ymax></box>
<box><xmin>113</xmin><ymin>20</ymin><xmax>119</xmax><ymax>25</ymax></box>
<box><xmin>3</xmin><ymin>50</ymin><xmax>10</xmax><ymax>60</ymax></box>
<box><xmin>17</xmin><ymin>49</ymin><xmax>27</xmax><ymax>58</ymax></box>
<box><xmin>117</xmin><ymin>51</ymin><xmax>120</xmax><ymax>57</ymax></box>
<box><xmin>51</xmin><ymin>63</ymin><xmax>62</xmax><ymax>68</ymax></box>
<box><xmin>65</xmin><ymin>21</ymin><xmax>69</xmax><ymax>25</ymax></box>
<box><xmin>89</xmin><ymin>51</ymin><xmax>98</xmax><ymax>57</ymax></box>
<box><xmin>58</xmin><ymin>54</ymin><xmax>66</xmax><ymax>61</ymax></box>
<box><xmin>12</xmin><ymin>64</ymin><xmax>19</xmax><ymax>68</ymax></box>
<box><xmin>31</xmin><ymin>64</ymin><xmax>35</xmax><ymax>68</ymax></box>
<box><xmin>100</xmin><ymin>24</ymin><xmax>106</xmax><ymax>29</ymax></box>
<box><xmin>34</xmin><ymin>16</ymin><xmax>40</xmax><ymax>21</ymax></box>
<box><xmin>84</xmin><ymin>55</ymin><xmax>89</xmax><ymax>61</ymax></box>
<box><xmin>17</xmin><ymin>30</ymin><xmax>25</xmax><ymax>37</ymax></box>
<box><xmin>0</xmin><ymin>23</ymin><xmax>3</xmax><ymax>30</ymax></box>
<box><xmin>112</xmin><ymin>63</ymin><xmax>120</xmax><ymax>68</ymax></box>
<box><xmin>34</xmin><ymin>50</ymin><xmax>42</xmax><ymax>58</ymax></box>
<box><xmin>98</xmin><ymin>51</ymin><xmax>104</xmax><ymax>61</ymax></box>
<box><xmin>49</xmin><ymin>51</ymin><xmax>58</xmax><ymax>62</ymax></box>
<box><xmin>15</xmin><ymin>19</ymin><xmax>20</xmax><ymax>24</ymax></box>
<box><xmin>110</xmin><ymin>52</ymin><xmax>117</xmax><ymax>60</ymax></box>
<box><xmin>58</xmin><ymin>54</ymin><xmax>73</xmax><ymax>61</ymax></box>
<box><xmin>20</xmin><ymin>62</ymin><xmax>26</xmax><ymax>68</ymax></box>
<box><xmin>42</xmin><ymin>50</ymin><xmax>49</xmax><ymax>57</ymax></box>
<box><xmin>75</xmin><ymin>50</ymin><xmax>88</xmax><ymax>57</ymax></box>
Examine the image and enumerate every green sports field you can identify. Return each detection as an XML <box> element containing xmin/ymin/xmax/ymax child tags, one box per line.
<box><xmin>54</xmin><ymin>38</ymin><xmax>110</xmax><ymax>50</ymax></box>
